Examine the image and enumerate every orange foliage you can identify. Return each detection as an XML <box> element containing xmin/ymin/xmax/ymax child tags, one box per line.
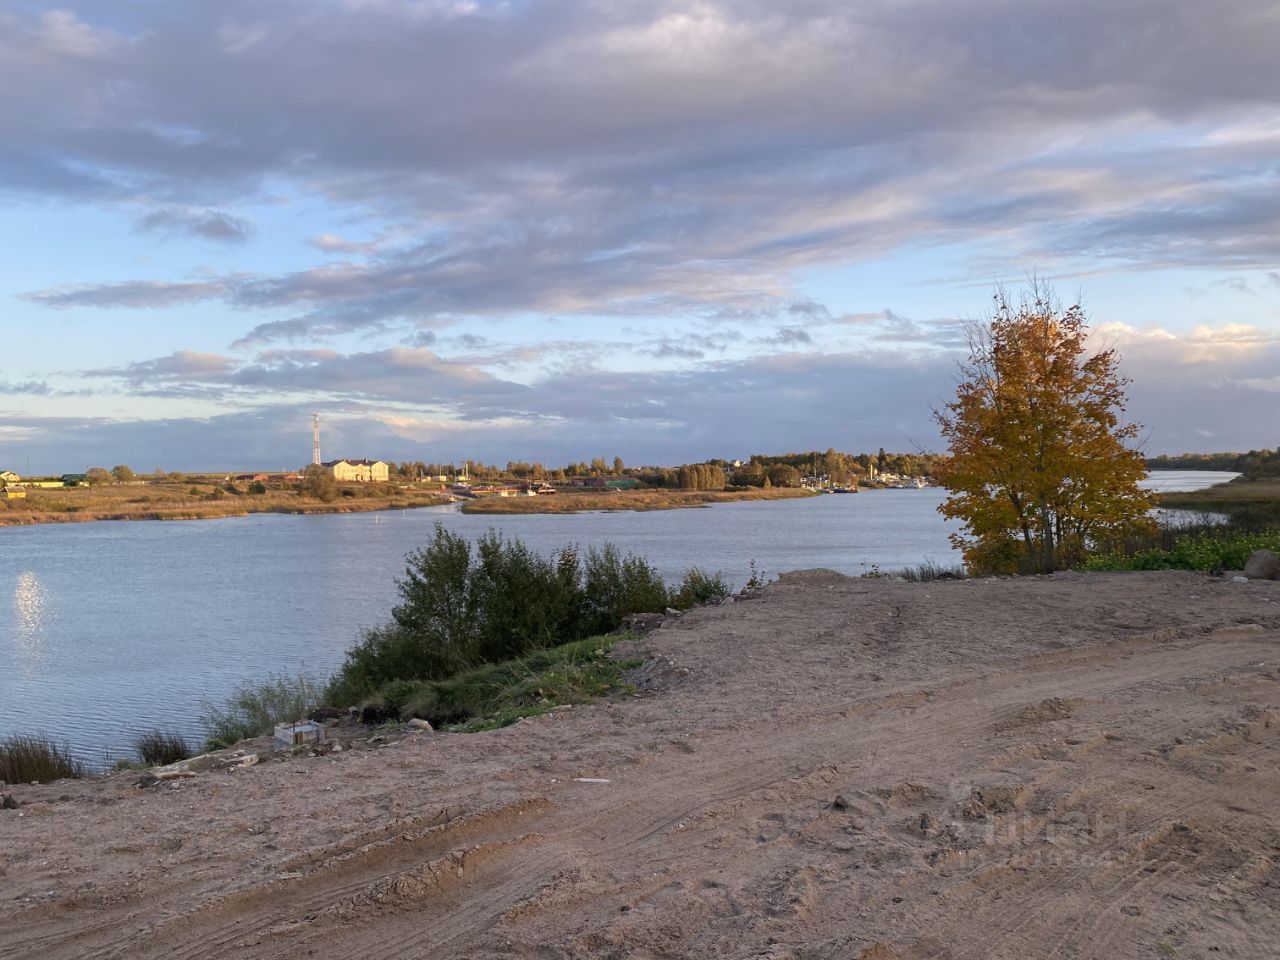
<box><xmin>934</xmin><ymin>288</ymin><xmax>1154</xmax><ymax>574</ymax></box>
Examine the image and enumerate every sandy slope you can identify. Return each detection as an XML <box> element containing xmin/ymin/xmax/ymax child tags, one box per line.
<box><xmin>2</xmin><ymin>570</ymin><xmax>1278</xmax><ymax>960</ymax></box>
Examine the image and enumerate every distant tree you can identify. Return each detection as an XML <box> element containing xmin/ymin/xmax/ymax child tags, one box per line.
<box><xmin>300</xmin><ymin>464</ymin><xmax>339</xmax><ymax>502</ymax></box>
<box><xmin>248</xmin><ymin>481</ymin><xmax>268</xmax><ymax>495</ymax></box>
<box><xmin>167</xmin><ymin>471</ymin><xmax>186</xmax><ymax>483</ymax></box>
<box><xmin>934</xmin><ymin>286</ymin><xmax>1153</xmax><ymax>574</ymax></box>
<box><xmin>612</xmin><ymin>456</ymin><xmax>625</xmax><ymax>475</ymax></box>
<box><xmin>766</xmin><ymin>464</ymin><xmax>801</xmax><ymax>487</ymax></box>
<box><xmin>111</xmin><ymin>465</ymin><xmax>135</xmax><ymax>483</ymax></box>
<box><xmin>85</xmin><ymin>466</ymin><xmax>111</xmax><ymax>486</ymax></box>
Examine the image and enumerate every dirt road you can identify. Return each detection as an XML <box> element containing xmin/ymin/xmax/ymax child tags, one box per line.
<box><xmin>3</xmin><ymin>570</ymin><xmax>1278</xmax><ymax>959</ymax></box>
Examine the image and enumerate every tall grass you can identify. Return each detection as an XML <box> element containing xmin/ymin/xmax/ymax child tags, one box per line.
<box><xmin>0</xmin><ymin>734</ymin><xmax>84</xmax><ymax>783</ymax></box>
<box><xmin>897</xmin><ymin>560</ymin><xmax>967</xmax><ymax>582</ymax></box>
<box><xmin>202</xmin><ymin>675</ymin><xmax>325</xmax><ymax>749</ymax></box>
<box><xmin>134</xmin><ymin>729</ymin><xmax>193</xmax><ymax>766</ymax></box>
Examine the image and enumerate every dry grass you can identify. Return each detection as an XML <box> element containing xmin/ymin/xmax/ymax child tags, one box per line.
<box><xmin>0</xmin><ymin>734</ymin><xmax>83</xmax><ymax>783</ymax></box>
<box><xmin>0</xmin><ymin>481</ymin><xmax>451</xmax><ymax>527</ymax></box>
<box><xmin>1159</xmin><ymin>475</ymin><xmax>1280</xmax><ymax>506</ymax></box>
<box><xmin>134</xmin><ymin>729</ymin><xmax>194</xmax><ymax>767</ymax></box>
<box><xmin>1158</xmin><ymin>476</ymin><xmax>1280</xmax><ymax>526</ymax></box>
<box><xmin>461</xmin><ymin>487</ymin><xmax>817</xmax><ymax>514</ymax></box>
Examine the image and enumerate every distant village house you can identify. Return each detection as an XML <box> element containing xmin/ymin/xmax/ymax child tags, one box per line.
<box><xmin>322</xmin><ymin>459</ymin><xmax>390</xmax><ymax>482</ymax></box>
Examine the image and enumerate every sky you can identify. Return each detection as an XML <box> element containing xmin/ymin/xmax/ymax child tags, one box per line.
<box><xmin>2</xmin><ymin>0</ymin><xmax>1278</xmax><ymax>474</ymax></box>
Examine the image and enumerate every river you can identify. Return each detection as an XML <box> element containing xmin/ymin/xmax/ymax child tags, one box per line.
<box><xmin>0</xmin><ymin>470</ymin><xmax>1238</xmax><ymax>764</ymax></box>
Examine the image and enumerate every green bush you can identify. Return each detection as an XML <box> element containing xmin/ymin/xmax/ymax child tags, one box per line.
<box><xmin>134</xmin><ymin>729</ymin><xmax>193</xmax><ymax>766</ymax></box>
<box><xmin>0</xmin><ymin>734</ymin><xmax>83</xmax><ymax>783</ymax></box>
<box><xmin>327</xmin><ymin>525</ymin><xmax>719</xmax><ymax>706</ymax></box>
<box><xmin>202</xmin><ymin>675</ymin><xmax>325</xmax><ymax>749</ymax></box>
<box><xmin>1085</xmin><ymin>529</ymin><xmax>1280</xmax><ymax>572</ymax></box>
<box><xmin>671</xmin><ymin>567</ymin><xmax>729</xmax><ymax>608</ymax></box>
<box><xmin>581</xmin><ymin>543</ymin><xmax>671</xmax><ymax>632</ymax></box>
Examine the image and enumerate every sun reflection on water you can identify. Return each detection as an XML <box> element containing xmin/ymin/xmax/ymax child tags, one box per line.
<box><xmin>14</xmin><ymin>570</ymin><xmax>49</xmax><ymax>649</ymax></box>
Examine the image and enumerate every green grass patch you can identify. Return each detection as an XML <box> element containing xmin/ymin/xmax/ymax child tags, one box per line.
<box><xmin>365</xmin><ymin>633</ymin><xmax>643</xmax><ymax>732</ymax></box>
<box><xmin>1085</xmin><ymin>528</ymin><xmax>1280</xmax><ymax>573</ymax></box>
<box><xmin>0</xmin><ymin>734</ymin><xmax>84</xmax><ymax>783</ymax></box>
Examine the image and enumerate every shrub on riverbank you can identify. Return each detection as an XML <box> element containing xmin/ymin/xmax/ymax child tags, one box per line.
<box><xmin>326</xmin><ymin>524</ymin><xmax>726</xmax><ymax>706</ymax></box>
<box><xmin>203</xmin><ymin>675</ymin><xmax>325</xmax><ymax>749</ymax></box>
<box><xmin>0</xmin><ymin>734</ymin><xmax>83</xmax><ymax>783</ymax></box>
<box><xmin>1085</xmin><ymin>527</ymin><xmax>1280</xmax><ymax>572</ymax></box>
<box><xmin>134</xmin><ymin>729</ymin><xmax>193</xmax><ymax>766</ymax></box>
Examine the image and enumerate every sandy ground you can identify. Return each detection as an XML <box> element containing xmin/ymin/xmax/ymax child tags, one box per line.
<box><xmin>2</xmin><ymin>570</ymin><xmax>1278</xmax><ymax>960</ymax></box>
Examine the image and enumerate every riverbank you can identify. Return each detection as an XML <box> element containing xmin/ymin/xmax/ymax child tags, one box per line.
<box><xmin>1157</xmin><ymin>475</ymin><xmax>1280</xmax><ymax>523</ymax></box>
<box><xmin>4</xmin><ymin>570</ymin><xmax>1277</xmax><ymax>958</ymax></box>
<box><xmin>460</xmin><ymin>486</ymin><xmax>818</xmax><ymax>514</ymax></box>
<box><xmin>0</xmin><ymin>482</ymin><xmax>452</xmax><ymax>526</ymax></box>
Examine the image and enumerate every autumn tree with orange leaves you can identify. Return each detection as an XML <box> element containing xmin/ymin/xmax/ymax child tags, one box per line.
<box><xmin>934</xmin><ymin>287</ymin><xmax>1154</xmax><ymax>574</ymax></box>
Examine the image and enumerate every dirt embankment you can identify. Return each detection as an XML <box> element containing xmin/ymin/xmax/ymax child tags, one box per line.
<box><xmin>3</xmin><ymin>571</ymin><xmax>1279</xmax><ymax>959</ymax></box>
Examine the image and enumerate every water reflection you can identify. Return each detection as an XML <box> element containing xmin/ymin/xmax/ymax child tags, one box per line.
<box><xmin>14</xmin><ymin>570</ymin><xmax>48</xmax><ymax>651</ymax></box>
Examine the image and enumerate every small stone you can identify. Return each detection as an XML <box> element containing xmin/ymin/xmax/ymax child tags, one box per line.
<box><xmin>407</xmin><ymin>718</ymin><xmax>434</xmax><ymax>731</ymax></box>
<box><xmin>831</xmin><ymin>795</ymin><xmax>850</xmax><ymax>811</ymax></box>
<box><xmin>1231</xmin><ymin>576</ymin><xmax>1249</xmax><ymax>584</ymax></box>
<box><xmin>1</xmin><ymin>794</ymin><xmax>18</xmax><ymax>810</ymax></box>
<box><xmin>1121</xmin><ymin>905</ymin><xmax>1142</xmax><ymax>916</ymax></box>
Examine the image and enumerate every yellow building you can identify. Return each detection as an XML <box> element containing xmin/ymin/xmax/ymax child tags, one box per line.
<box><xmin>322</xmin><ymin>459</ymin><xmax>391</xmax><ymax>482</ymax></box>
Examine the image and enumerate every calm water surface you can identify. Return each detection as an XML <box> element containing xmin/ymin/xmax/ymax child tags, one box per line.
<box><xmin>0</xmin><ymin>470</ymin><xmax>1236</xmax><ymax>763</ymax></box>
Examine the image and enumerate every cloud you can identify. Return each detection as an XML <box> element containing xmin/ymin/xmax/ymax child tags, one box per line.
<box><xmin>0</xmin><ymin>380</ymin><xmax>51</xmax><ymax>395</ymax></box>
<box><xmin>769</xmin><ymin>326</ymin><xmax>812</xmax><ymax>346</ymax></box>
<box><xmin>137</xmin><ymin>207</ymin><xmax>253</xmax><ymax>243</ymax></box>
<box><xmin>23</xmin><ymin>280</ymin><xmax>230</xmax><ymax>309</ymax></box>
<box><xmin>4</xmin><ymin>1</ymin><xmax>1278</xmax><ymax>343</ymax></box>
<box><xmin>7</xmin><ymin>311</ymin><xmax>1280</xmax><ymax>472</ymax></box>
<box><xmin>88</xmin><ymin>350</ymin><xmax>237</xmax><ymax>381</ymax></box>
<box><xmin>85</xmin><ymin>345</ymin><xmax>528</xmax><ymax>408</ymax></box>
<box><xmin>3</xmin><ymin>2</ymin><xmax>1279</xmax><ymax>469</ymax></box>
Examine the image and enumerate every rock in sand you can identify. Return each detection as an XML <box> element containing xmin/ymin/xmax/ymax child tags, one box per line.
<box><xmin>1243</xmin><ymin>549</ymin><xmax>1279</xmax><ymax>581</ymax></box>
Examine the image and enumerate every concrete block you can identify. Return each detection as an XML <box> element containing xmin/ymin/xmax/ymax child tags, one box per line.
<box><xmin>274</xmin><ymin>720</ymin><xmax>325</xmax><ymax>750</ymax></box>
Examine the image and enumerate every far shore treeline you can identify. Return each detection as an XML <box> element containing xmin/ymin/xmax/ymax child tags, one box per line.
<box><xmin>1145</xmin><ymin>449</ymin><xmax>1280</xmax><ymax>478</ymax></box>
<box><xmin>7</xmin><ymin>445</ymin><xmax>1278</xmax><ymax>492</ymax></box>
